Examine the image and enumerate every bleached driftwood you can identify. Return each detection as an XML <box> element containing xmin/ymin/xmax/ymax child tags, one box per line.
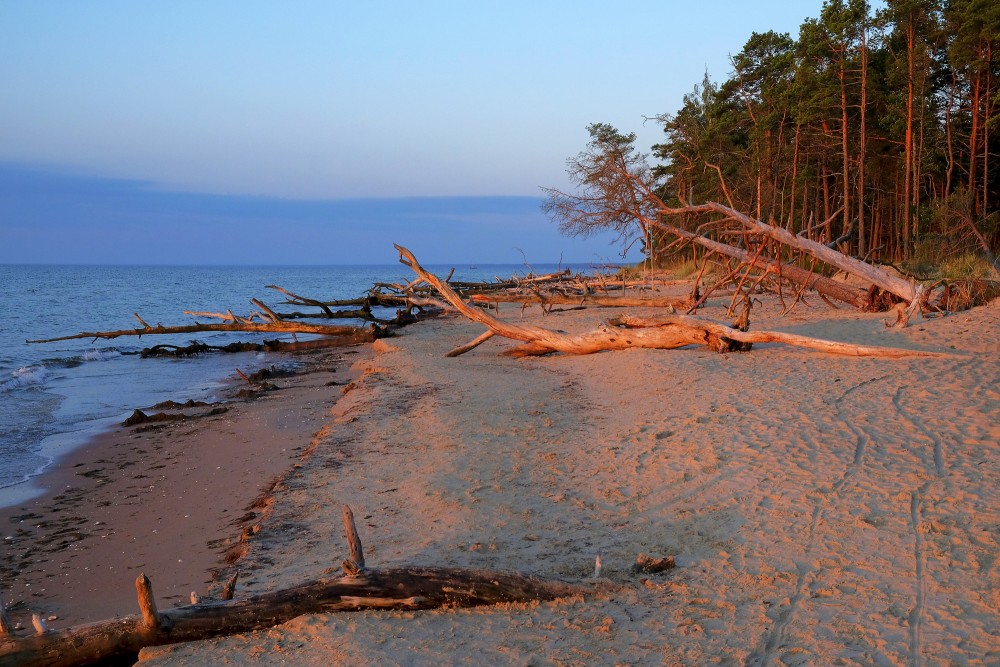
<box><xmin>395</xmin><ymin>245</ymin><xmax>947</xmax><ymax>359</ymax></box>
<box><xmin>27</xmin><ymin>319</ymin><xmax>378</xmax><ymax>345</ymax></box>
<box><xmin>469</xmin><ymin>293</ymin><xmax>691</xmax><ymax>309</ymax></box>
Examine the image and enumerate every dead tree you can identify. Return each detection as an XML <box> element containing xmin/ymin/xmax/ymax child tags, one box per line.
<box><xmin>654</xmin><ymin>219</ymin><xmax>871</xmax><ymax>309</ymax></box>
<box><xmin>542</xmin><ymin>125</ymin><xmax>929</xmax><ymax>322</ymax></box>
<box><xmin>656</xmin><ymin>202</ymin><xmax>929</xmax><ymax>320</ymax></box>
<box><xmin>27</xmin><ymin>315</ymin><xmax>380</xmax><ymax>346</ymax></box>
<box><xmin>396</xmin><ymin>245</ymin><xmax>948</xmax><ymax>359</ymax></box>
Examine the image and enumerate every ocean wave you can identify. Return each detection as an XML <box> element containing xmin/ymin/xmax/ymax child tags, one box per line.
<box><xmin>0</xmin><ymin>456</ymin><xmax>53</xmax><ymax>491</ymax></box>
<box><xmin>36</xmin><ymin>348</ymin><xmax>122</xmax><ymax>369</ymax></box>
<box><xmin>0</xmin><ymin>365</ymin><xmax>47</xmax><ymax>392</ymax></box>
<box><xmin>81</xmin><ymin>348</ymin><xmax>121</xmax><ymax>362</ymax></box>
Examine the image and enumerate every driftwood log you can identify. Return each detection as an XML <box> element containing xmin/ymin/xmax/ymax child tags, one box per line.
<box><xmin>470</xmin><ymin>292</ymin><xmax>691</xmax><ymax>309</ymax></box>
<box><xmin>395</xmin><ymin>245</ymin><xmax>948</xmax><ymax>359</ymax></box>
<box><xmin>27</xmin><ymin>319</ymin><xmax>380</xmax><ymax>346</ymax></box>
<box><xmin>0</xmin><ymin>569</ymin><xmax>588</xmax><ymax>667</ymax></box>
<box><xmin>0</xmin><ymin>506</ymin><xmax>594</xmax><ymax>667</ymax></box>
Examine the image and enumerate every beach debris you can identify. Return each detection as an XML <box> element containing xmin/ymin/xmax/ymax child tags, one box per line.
<box><xmin>121</xmin><ymin>407</ymin><xmax>228</xmax><ymax>428</ymax></box>
<box><xmin>151</xmin><ymin>399</ymin><xmax>214</xmax><ymax>410</ymax></box>
<box><xmin>26</xmin><ymin>317</ymin><xmax>382</xmax><ymax>347</ymax></box>
<box><xmin>396</xmin><ymin>245</ymin><xmax>952</xmax><ymax>359</ymax></box>
<box><xmin>0</xmin><ymin>505</ymin><xmax>599</xmax><ymax>666</ymax></box>
<box><xmin>634</xmin><ymin>553</ymin><xmax>676</xmax><ymax>574</ymax></box>
<box><xmin>121</xmin><ymin>409</ymin><xmax>185</xmax><ymax>427</ymax></box>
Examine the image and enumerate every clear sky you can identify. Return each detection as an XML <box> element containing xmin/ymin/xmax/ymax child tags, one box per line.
<box><xmin>1</xmin><ymin>1</ymin><xmax>829</xmax><ymax>264</ymax></box>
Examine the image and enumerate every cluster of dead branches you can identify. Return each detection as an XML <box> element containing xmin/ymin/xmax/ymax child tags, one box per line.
<box><xmin>396</xmin><ymin>245</ymin><xmax>950</xmax><ymax>360</ymax></box>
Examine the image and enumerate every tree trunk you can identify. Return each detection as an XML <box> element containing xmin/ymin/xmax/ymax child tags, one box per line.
<box><xmin>652</xmin><ymin>219</ymin><xmax>870</xmax><ymax>309</ymax></box>
<box><xmin>658</xmin><ymin>202</ymin><xmax>926</xmax><ymax>311</ymax></box>
<box><xmin>840</xmin><ymin>45</ymin><xmax>852</xmax><ymax>248</ymax></box>
<box><xmin>396</xmin><ymin>245</ymin><xmax>944</xmax><ymax>358</ymax></box>
<box><xmin>28</xmin><ymin>320</ymin><xmax>379</xmax><ymax>346</ymax></box>
<box><xmin>0</xmin><ymin>568</ymin><xmax>589</xmax><ymax>667</ymax></box>
<box><xmin>904</xmin><ymin>13</ymin><xmax>915</xmax><ymax>255</ymax></box>
<box><xmin>969</xmin><ymin>48</ymin><xmax>982</xmax><ymax>214</ymax></box>
<box><xmin>858</xmin><ymin>22</ymin><xmax>868</xmax><ymax>257</ymax></box>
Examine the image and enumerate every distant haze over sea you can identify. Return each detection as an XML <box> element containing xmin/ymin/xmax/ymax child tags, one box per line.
<box><xmin>0</xmin><ymin>163</ymin><xmax>633</xmax><ymax>266</ymax></box>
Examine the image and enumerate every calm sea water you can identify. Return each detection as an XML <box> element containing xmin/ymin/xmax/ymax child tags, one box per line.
<box><xmin>0</xmin><ymin>262</ymin><xmax>587</xmax><ymax>507</ymax></box>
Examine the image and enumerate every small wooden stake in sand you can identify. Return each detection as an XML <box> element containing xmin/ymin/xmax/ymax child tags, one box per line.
<box><xmin>342</xmin><ymin>505</ymin><xmax>366</xmax><ymax>570</ymax></box>
<box><xmin>221</xmin><ymin>572</ymin><xmax>240</xmax><ymax>601</ymax></box>
<box><xmin>136</xmin><ymin>573</ymin><xmax>160</xmax><ymax>630</ymax></box>
<box><xmin>31</xmin><ymin>614</ymin><xmax>47</xmax><ymax>636</ymax></box>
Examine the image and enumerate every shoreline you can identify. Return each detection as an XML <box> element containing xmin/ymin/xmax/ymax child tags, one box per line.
<box><xmin>0</xmin><ymin>343</ymin><xmax>372</xmax><ymax>629</ymax></box>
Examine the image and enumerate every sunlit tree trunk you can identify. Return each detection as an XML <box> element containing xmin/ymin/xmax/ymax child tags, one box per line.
<box><xmin>858</xmin><ymin>20</ymin><xmax>868</xmax><ymax>257</ymax></box>
<box><xmin>968</xmin><ymin>47</ymin><xmax>981</xmax><ymax>215</ymax></box>
<box><xmin>984</xmin><ymin>42</ymin><xmax>993</xmax><ymax>216</ymax></box>
<box><xmin>904</xmin><ymin>11</ymin><xmax>915</xmax><ymax>255</ymax></box>
<box><xmin>840</xmin><ymin>46</ymin><xmax>851</xmax><ymax>245</ymax></box>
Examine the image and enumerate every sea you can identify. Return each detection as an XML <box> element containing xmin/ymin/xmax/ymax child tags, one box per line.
<box><xmin>0</xmin><ymin>262</ymin><xmax>590</xmax><ymax>507</ymax></box>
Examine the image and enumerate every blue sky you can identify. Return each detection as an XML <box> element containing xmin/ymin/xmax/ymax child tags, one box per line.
<box><xmin>1</xmin><ymin>1</ymin><xmax>828</xmax><ymax>264</ymax></box>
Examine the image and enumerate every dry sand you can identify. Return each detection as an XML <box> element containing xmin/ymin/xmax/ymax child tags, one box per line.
<box><xmin>140</xmin><ymin>290</ymin><xmax>997</xmax><ymax>666</ymax></box>
<box><xmin>4</xmin><ymin>288</ymin><xmax>999</xmax><ymax>666</ymax></box>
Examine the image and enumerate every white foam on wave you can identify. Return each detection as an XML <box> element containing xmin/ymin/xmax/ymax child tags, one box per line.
<box><xmin>81</xmin><ymin>348</ymin><xmax>121</xmax><ymax>362</ymax></box>
<box><xmin>0</xmin><ymin>365</ymin><xmax>47</xmax><ymax>392</ymax></box>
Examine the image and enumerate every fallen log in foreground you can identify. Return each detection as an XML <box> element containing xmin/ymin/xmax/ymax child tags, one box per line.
<box><xmin>0</xmin><ymin>506</ymin><xmax>594</xmax><ymax>667</ymax></box>
<box><xmin>395</xmin><ymin>245</ymin><xmax>950</xmax><ymax>359</ymax></box>
<box><xmin>0</xmin><ymin>567</ymin><xmax>587</xmax><ymax>667</ymax></box>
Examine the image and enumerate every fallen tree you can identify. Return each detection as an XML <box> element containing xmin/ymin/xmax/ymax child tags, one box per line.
<box><xmin>27</xmin><ymin>314</ymin><xmax>382</xmax><ymax>346</ymax></box>
<box><xmin>0</xmin><ymin>568</ymin><xmax>588</xmax><ymax>667</ymax></box>
<box><xmin>653</xmin><ymin>219</ymin><xmax>871</xmax><ymax>310</ymax></box>
<box><xmin>542</xmin><ymin>123</ymin><xmax>931</xmax><ymax>324</ymax></box>
<box><xmin>0</xmin><ymin>506</ymin><xmax>596</xmax><ymax>667</ymax></box>
<box><xmin>396</xmin><ymin>245</ymin><xmax>948</xmax><ymax>359</ymax></box>
<box><xmin>655</xmin><ymin>202</ymin><xmax>928</xmax><ymax>319</ymax></box>
<box><xmin>470</xmin><ymin>292</ymin><xmax>691</xmax><ymax>309</ymax></box>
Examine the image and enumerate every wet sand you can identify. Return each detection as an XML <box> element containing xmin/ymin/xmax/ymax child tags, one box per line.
<box><xmin>0</xmin><ymin>346</ymin><xmax>370</xmax><ymax>629</ymax></box>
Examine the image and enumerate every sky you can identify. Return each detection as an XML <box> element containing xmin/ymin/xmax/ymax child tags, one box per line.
<box><xmin>0</xmin><ymin>1</ymin><xmax>830</xmax><ymax>265</ymax></box>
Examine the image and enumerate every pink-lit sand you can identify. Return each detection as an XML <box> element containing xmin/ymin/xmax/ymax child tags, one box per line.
<box><xmin>4</xmin><ymin>289</ymin><xmax>998</xmax><ymax>665</ymax></box>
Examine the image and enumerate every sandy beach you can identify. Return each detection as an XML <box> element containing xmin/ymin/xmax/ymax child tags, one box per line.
<box><xmin>2</xmin><ymin>287</ymin><xmax>998</xmax><ymax>665</ymax></box>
